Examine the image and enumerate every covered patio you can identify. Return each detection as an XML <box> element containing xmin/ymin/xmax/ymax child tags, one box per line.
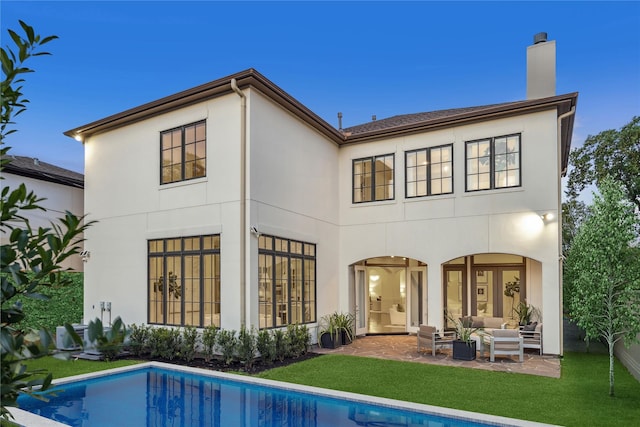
<box><xmin>311</xmin><ymin>334</ymin><xmax>561</xmax><ymax>378</ymax></box>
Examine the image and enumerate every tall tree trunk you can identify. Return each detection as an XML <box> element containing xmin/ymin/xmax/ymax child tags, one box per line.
<box><xmin>608</xmin><ymin>341</ymin><xmax>615</xmax><ymax>397</ymax></box>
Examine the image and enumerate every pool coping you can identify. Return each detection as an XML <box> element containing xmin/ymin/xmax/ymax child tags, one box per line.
<box><xmin>10</xmin><ymin>362</ymin><xmax>560</xmax><ymax>427</ymax></box>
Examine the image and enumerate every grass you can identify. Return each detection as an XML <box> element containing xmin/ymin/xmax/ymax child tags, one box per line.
<box><xmin>258</xmin><ymin>352</ymin><xmax>640</xmax><ymax>427</ymax></box>
<box><xmin>17</xmin><ymin>352</ymin><xmax>640</xmax><ymax>426</ymax></box>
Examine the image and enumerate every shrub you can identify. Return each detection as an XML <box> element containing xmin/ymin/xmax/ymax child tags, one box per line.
<box><xmin>216</xmin><ymin>329</ymin><xmax>237</xmax><ymax>365</ymax></box>
<box><xmin>15</xmin><ymin>272</ymin><xmax>83</xmax><ymax>334</ymax></box>
<box><xmin>180</xmin><ymin>326</ymin><xmax>198</xmax><ymax>363</ymax></box>
<box><xmin>148</xmin><ymin>327</ymin><xmax>181</xmax><ymax>360</ymax></box>
<box><xmin>256</xmin><ymin>329</ymin><xmax>276</xmax><ymax>365</ymax></box>
<box><xmin>81</xmin><ymin>317</ymin><xmax>127</xmax><ymax>362</ymax></box>
<box><xmin>201</xmin><ymin>325</ymin><xmax>218</xmax><ymax>363</ymax></box>
<box><xmin>237</xmin><ymin>325</ymin><xmax>257</xmax><ymax>370</ymax></box>
<box><xmin>273</xmin><ymin>329</ymin><xmax>291</xmax><ymax>362</ymax></box>
<box><xmin>128</xmin><ymin>324</ymin><xmax>150</xmax><ymax>357</ymax></box>
<box><xmin>287</xmin><ymin>324</ymin><xmax>310</xmax><ymax>358</ymax></box>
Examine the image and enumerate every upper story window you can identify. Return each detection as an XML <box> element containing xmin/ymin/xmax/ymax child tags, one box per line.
<box><xmin>406</xmin><ymin>144</ymin><xmax>453</xmax><ymax>198</ymax></box>
<box><xmin>465</xmin><ymin>134</ymin><xmax>521</xmax><ymax>192</ymax></box>
<box><xmin>161</xmin><ymin>121</ymin><xmax>206</xmax><ymax>184</ymax></box>
<box><xmin>353</xmin><ymin>154</ymin><xmax>394</xmax><ymax>203</ymax></box>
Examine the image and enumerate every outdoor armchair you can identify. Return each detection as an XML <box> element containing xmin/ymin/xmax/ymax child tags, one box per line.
<box><xmin>519</xmin><ymin>323</ymin><xmax>542</xmax><ymax>355</ymax></box>
<box><xmin>489</xmin><ymin>329</ymin><xmax>524</xmax><ymax>362</ymax></box>
<box><xmin>417</xmin><ymin>325</ymin><xmax>455</xmax><ymax>356</ymax></box>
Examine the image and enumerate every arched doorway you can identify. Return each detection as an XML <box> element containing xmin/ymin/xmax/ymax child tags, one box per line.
<box><xmin>351</xmin><ymin>256</ymin><xmax>427</xmax><ymax>335</ymax></box>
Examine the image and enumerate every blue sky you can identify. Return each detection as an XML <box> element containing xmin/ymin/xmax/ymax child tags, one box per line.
<box><xmin>2</xmin><ymin>1</ymin><xmax>639</xmax><ymax>187</ymax></box>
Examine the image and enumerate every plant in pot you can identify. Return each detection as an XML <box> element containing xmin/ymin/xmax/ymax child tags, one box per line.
<box><xmin>447</xmin><ymin>312</ymin><xmax>480</xmax><ymax>361</ymax></box>
<box><xmin>503</xmin><ymin>277</ymin><xmax>520</xmax><ymax>319</ymax></box>
<box><xmin>332</xmin><ymin>312</ymin><xmax>355</xmax><ymax>345</ymax></box>
<box><xmin>514</xmin><ymin>301</ymin><xmax>538</xmax><ymax>327</ymax></box>
<box><xmin>318</xmin><ymin>314</ymin><xmax>341</xmax><ymax>349</ymax></box>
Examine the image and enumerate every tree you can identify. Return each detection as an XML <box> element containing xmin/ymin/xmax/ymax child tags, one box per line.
<box><xmin>1</xmin><ymin>21</ymin><xmax>90</xmax><ymax>419</ymax></box>
<box><xmin>567</xmin><ymin>116</ymin><xmax>640</xmax><ymax>212</ymax></box>
<box><xmin>564</xmin><ymin>178</ymin><xmax>640</xmax><ymax>396</ymax></box>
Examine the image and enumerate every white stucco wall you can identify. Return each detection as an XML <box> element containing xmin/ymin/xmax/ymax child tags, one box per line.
<box><xmin>1</xmin><ymin>172</ymin><xmax>85</xmax><ymax>272</ymax></box>
<box><xmin>337</xmin><ymin>110</ymin><xmax>563</xmax><ymax>354</ymax></box>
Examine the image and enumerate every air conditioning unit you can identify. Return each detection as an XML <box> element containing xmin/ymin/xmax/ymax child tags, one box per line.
<box><xmin>56</xmin><ymin>324</ymin><xmax>88</xmax><ymax>351</ymax></box>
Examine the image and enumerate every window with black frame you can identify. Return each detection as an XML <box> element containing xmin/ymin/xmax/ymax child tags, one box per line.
<box><xmin>353</xmin><ymin>154</ymin><xmax>394</xmax><ymax>203</ymax></box>
<box><xmin>465</xmin><ymin>134</ymin><xmax>521</xmax><ymax>191</ymax></box>
<box><xmin>160</xmin><ymin>120</ymin><xmax>206</xmax><ymax>184</ymax></box>
<box><xmin>258</xmin><ymin>235</ymin><xmax>316</xmax><ymax>329</ymax></box>
<box><xmin>148</xmin><ymin>235</ymin><xmax>220</xmax><ymax>327</ymax></box>
<box><xmin>406</xmin><ymin>144</ymin><xmax>453</xmax><ymax>197</ymax></box>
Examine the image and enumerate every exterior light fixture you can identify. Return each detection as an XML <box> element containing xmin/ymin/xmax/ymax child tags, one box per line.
<box><xmin>80</xmin><ymin>250</ymin><xmax>91</xmax><ymax>262</ymax></box>
<box><xmin>74</xmin><ymin>134</ymin><xmax>83</xmax><ymax>142</ymax></box>
<box><xmin>540</xmin><ymin>213</ymin><xmax>554</xmax><ymax>221</ymax></box>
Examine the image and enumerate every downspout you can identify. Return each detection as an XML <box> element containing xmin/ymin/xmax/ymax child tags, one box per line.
<box><xmin>556</xmin><ymin>106</ymin><xmax>575</xmax><ymax>356</ymax></box>
<box><xmin>231</xmin><ymin>78</ymin><xmax>247</xmax><ymax>327</ymax></box>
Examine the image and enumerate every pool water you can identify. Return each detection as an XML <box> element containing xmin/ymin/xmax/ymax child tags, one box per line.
<box><xmin>18</xmin><ymin>365</ymin><xmax>499</xmax><ymax>427</ymax></box>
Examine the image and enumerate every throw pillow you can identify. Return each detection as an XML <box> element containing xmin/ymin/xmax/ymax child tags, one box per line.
<box><xmin>523</xmin><ymin>322</ymin><xmax>537</xmax><ymax>331</ymax></box>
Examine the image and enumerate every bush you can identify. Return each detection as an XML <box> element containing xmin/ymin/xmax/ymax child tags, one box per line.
<box><xmin>128</xmin><ymin>324</ymin><xmax>150</xmax><ymax>357</ymax></box>
<box><xmin>237</xmin><ymin>325</ymin><xmax>257</xmax><ymax>370</ymax></box>
<box><xmin>273</xmin><ymin>329</ymin><xmax>290</xmax><ymax>362</ymax></box>
<box><xmin>148</xmin><ymin>327</ymin><xmax>181</xmax><ymax>360</ymax></box>
<box><xmin>180</xmin><ymin>326</ymin><xmax>198</xmax><ymax>363</ymax></box>
<box><xmin>15</xmin><ymin>272</ymin><xmax>83</xmax><ymax>334</ymax></box>
<box><xmin>287</xmin><ymin>324</ymin><xmax>310</xmax><ymax>358</ymax></box>
<box><xmin>201</xmin><ymin>325</ymin><xmax>218</xmax><ymax>363</ymax></box>
<box><xmin>256</xmin><ymin>329</ymin><xmax>276</xmax><ymax>365</ymax></box>
<box><xmin>216</xmin><ymin>329</ymin><xmax>237</xmax><ymax>365</ymax></box>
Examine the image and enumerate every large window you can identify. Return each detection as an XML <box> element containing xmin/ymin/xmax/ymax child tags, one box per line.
<box><xmin>148</xmin><ymin>235</ymin><xmax>220</xmax><ymax>327</ymax></box>
<box><xmin>258</xmin><ymin>235</ymin><xmax>316</xmax><ymax>329</ymax></box>
<box><xmin>465</xmin><ymin>134</ymin><xmax>521</xmax><ymax>191</ymax></box>
<box><xmin>352</xmin><ymin>154</ymin><xmax>394</xmax><ymax>203</ymax></box>
<box><xmin>405</xmin><ymin>144</ymin><xmax>453</xmax><ymax>198</ymax></box>
<box><xmin>161</xmin><ymin>121</ymin><xmax>206</xmax><ymax>184</ymax></box>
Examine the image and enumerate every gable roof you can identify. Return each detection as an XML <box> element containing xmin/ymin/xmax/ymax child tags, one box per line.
<box><xmin>64</xmin><ymin>68</ymin><xmax>577</xmax><ymax>174</ymax></box>
<box><xmin>2</xmin><ymin>155</ymin><xmax>84</xmax><ymax>189</ymax></box>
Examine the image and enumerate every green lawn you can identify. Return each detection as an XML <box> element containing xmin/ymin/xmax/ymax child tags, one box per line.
<box><xmin>19</xmin><ymin>352</ymin><xmax>640</xmax><ymax>426</ymax></box>
<box><xmin>258</xmin><ymin>352</ymin><xmax>640</xmax><ymax>427</ymax></box>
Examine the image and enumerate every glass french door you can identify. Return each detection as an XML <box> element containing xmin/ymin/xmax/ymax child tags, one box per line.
<box><xmin>409</xmin><ymin>266</ymin><xmax>427</xmax><ymax>328</ymax></box>
<box><xmin>443</xmin><ymin>266</ymin><xmax>466</xmax><ymax>328</ymax></box>
<box><xmin>471</xmin><ymin>267</ymin><xmax>524</xmax><ymax>318</ymax></box>
<box><xmin>354</xmin><ymin>266</ymin><xmax>368</xmax><ymax>336</ymax></box>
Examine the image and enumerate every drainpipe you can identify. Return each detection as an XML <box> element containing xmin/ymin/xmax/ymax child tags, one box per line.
<box><xmin>556</xmin><ymin>106</ymin><xmax>575</xmax><ymax>356</ymax></box>
<box><xmin>231</xmin><ymin>78</ymin><xmax>247</xmax><ymax>327</ymax></box>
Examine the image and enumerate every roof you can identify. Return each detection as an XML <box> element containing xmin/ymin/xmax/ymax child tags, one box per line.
<box><xmin>64</xmin><ymin>68</ymin><xmax>577</xmax><ymax>174</ymax></box>
<box><xmin>2</xmin><ymin>155</ymin><xmax>84</xmax><ymax>189</ymax></box>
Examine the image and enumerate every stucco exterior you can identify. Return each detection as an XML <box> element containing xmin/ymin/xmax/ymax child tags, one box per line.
<box><xmin>69</xmin><ymin>66</ymin><xmax>576</xmax><ymax>356</ymax></box>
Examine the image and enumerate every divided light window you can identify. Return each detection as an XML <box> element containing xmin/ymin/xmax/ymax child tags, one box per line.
<box><xmin>148</xmin><ymin>235</ymin><xmax>220</xmax><ymax>327</ymax></box>
<box><xmin>258</xmin><ymin>235</ymin><xmax>316</xmax><ymax>329</ymax></box>
<box><xmin>353</xmin><ymin>154</ymin><xmax>394</xmax><ymax>203</ymax></box>
<box><xmin>465</xmin><ymin>134</ymin><xmax>521</xmax><ymax>192</ymax></box>
<box><xmin>405</xmin><ymin>144</ymin><xmax>453</xmax><ymax>198</ymax></box>
<box><xmin>161</xmin><ymin>121</ymin><xmax>206</xmax><ymax>184</ymax></box>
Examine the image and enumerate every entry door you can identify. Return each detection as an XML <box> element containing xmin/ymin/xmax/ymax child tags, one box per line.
<box><xmin>408</xmin><ymin>266</ymin><xmax>427</xmax><ymax>328</ymax></box>
<box><xmin>472</xmin><ymin>267</ymin><xmax>524</xmax><ymax>318</ymax></box>
<box><xmin>354</xmin><ymin>266</ymin><xmax>368</xmax><ymax>336</ymax></box>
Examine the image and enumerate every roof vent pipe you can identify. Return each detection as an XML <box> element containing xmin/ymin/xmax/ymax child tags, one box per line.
<box><xmin>33</xmin><ymin>158</ymin><xmax>39</xmax><ymax>166</ymax></box>
<box><xmin>372</xmin><ymin>115</ymin><xmax>377</xmax><ymax>121</ymax></box>
<box><xmin>337</xmin><ymin>112</ymin><xmax>343</xmax><ymax>130</ymax></box>
<box><xmin>533</xmin><ymin>32</ymin><xmax>548</xmax><ymax>44</ymax></box>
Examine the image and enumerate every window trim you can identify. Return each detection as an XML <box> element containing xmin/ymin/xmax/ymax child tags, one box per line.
<box><xmin>464</xmin><ymin>133</ymin><xmax>521</xmax><ymax>192</ymax></box>
<box><xmin>258</xmin><ymin>235</ymin><xmax>317</xmax><ymax>329</ymax></box>
<box><xmin>147</xmin><ymin>234</ymin><xmax>220</xmax><ymax>327</ymax></box>
<box><xmin>405</xmin><ymin>143</ymin><xmax>454</xmax><ymax>198</ymax></box>
<box><xmin>160</xmin><ymin>120</ymin><xmax>207</xmax><ymax>185</ymax></box>
<box><xmin>352</xmin><ymin>153</ymin><xmax>395</xmax><ymax>204</ymax></box>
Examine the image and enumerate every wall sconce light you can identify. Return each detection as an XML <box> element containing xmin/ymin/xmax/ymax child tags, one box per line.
<box><xmin>80</xmin><ymin>250</ymin><xmax>91</xmax><ymax>262</ymax></box>
<box><xmin>369</xmin><ymin>274</ymin><xmax>380</xmax><ymax>282</ymax></box>
<box><xmin>540</xmin><ymin>213</ymin><xmax>554</xmax><ymax>221</ymax></box>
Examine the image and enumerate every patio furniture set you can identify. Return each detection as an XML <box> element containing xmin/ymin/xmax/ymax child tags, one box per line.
<box><xmin>416</xmin><ymin>321</ymin><xmax>542</xmax><ymax>362</ymax></box>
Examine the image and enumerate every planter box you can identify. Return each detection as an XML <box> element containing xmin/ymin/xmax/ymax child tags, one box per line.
<box><xmin>320</xmin><ymin>332</ymin><xmax>341</xmax><ymax>349</ymax></box>
<box><xmin>341</xmin><ymin>330</ymin><xmax>353</xmax><ymax>345</ymax></box>
<box><xmin>453</xmin><ymin>340</ymin><xmax>477</xmax><ymax>361</ymax></box>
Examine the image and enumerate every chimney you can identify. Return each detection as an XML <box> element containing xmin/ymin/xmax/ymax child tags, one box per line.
<box><xmin>526</xmin><ymin>32</ymin><xmax>556</xmax><ymax>99</ymax></box>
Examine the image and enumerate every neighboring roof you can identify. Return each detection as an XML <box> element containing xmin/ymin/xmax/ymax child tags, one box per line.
<box><xmin>2</xmin><ymin>155</ymin><xmax>84</xmax><ymax>189</ymax></box>
<box><xmin>64</xmin><ymin>68</ymin><xmax>577</xmax><ymax>174</ymax></box>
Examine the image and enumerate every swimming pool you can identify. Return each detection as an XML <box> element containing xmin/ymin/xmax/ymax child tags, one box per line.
<box><xmin>15</xmin><ymin>362</ymin><xmax>553</xmax><ymax>427</ymax></box>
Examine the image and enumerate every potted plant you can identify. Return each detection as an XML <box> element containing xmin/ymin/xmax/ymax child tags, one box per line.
<box><xmin>332</xmin><ymin>312</ymin><xmax>355</xmax><ymax>345</ymax></box>
<box><xmin>503</xmin><ymin>277</ymin><xmax>520</xmax><ymax>319</ymax></box>
<box><xmin>318</xmin><ymin>314</ymin><xmax>341</xmax><ymax>349</ymax></box>
<box><xmin>447</xmin><ymin>312</ymin><xmax>480</xmax><ymax>361</ymax></box>
<box><xmin>514</xmin><ymin>301</ymin><xmax>538</xmax><ymax>326</ymax></box>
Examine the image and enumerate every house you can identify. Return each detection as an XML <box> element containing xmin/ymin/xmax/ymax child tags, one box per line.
<box><xmin>65</xmin><ymin>34</ymin><xmax>576</xmax><ymax>355</ymax></box>
<box><xmin>1</xmin><ymin>155</ymin><xmax>85</xmax><ymax>272</ymax></box>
